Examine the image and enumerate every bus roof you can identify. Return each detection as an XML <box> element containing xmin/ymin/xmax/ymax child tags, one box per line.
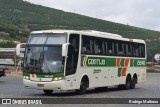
<box><xmin>31</xmin><ymin>30</ymin><xmax>145</xmax><ymax>44</ymax></box>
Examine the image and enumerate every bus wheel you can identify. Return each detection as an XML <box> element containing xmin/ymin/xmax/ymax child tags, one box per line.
<box><xmin>43</xmin><ymin>90</ymin><xmax>53</xmax><ymax>95</ymax></box>
<box><xmin>125</xmin><ymin>76</ymin><xmax>132</xmax><ymax>90</ymax></box>
<box><xmin>118</xmin><ymin>76</ymin><xmax>131</xmax><ymax>90</ymax></box>
<box><xmin>131</xmin><ymin>76</ymin><xmax>137</xmax><ymax>89</ymax></box>
<box><xmin>77</xmin><ymin>78</ymin><xmax>88</xmax><ymax>94</ymax></box>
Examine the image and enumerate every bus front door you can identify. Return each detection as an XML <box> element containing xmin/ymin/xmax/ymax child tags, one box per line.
<box><xmin>65</xmin><ymin>34</ymin><xmax>80</xmax><ymax>76</ymax></box>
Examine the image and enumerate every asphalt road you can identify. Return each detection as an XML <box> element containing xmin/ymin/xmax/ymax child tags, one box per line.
<box><xmin>0</xmin><ymin>73</ymin><xmax>160</xmax><ymax>107</ymax></box>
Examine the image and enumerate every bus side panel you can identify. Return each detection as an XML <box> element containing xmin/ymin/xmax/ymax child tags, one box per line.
<box><xmin>63</xmin><ymin>74</ymin><xmax>80</xmax><ymax>90</ymax></box>
<box><xmin>75</xmin><ymin>67</ymin><xmax>126</xmax><ymax>88</ymax></box>
<box><xmin>137</xmin><ymin>67</ymin><xmax>146</xmax><ymax>83</ymax></box>
<box><xmin>126</xmin><ymin>67</ymin><xmax>146</xmax><ymax>84</ymax></box>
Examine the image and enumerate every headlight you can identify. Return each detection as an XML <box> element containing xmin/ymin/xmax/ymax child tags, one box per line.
<box><xmin>53</xmin><ymin>77</ymin><xmax>64</xmax><ymax>81</ymax></box>
<box><xmin>23</xmin><ymin>76</ymin><xmax>30</xmax><ymax>80</ymax></box>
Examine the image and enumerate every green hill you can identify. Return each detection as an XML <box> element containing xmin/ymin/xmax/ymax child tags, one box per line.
<box><xmin>0</xmin><ymin>0</ymin><xmax>160</xmax><ymax>60</ymax></box>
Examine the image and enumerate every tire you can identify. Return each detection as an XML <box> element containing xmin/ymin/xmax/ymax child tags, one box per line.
<box><xmin>118</xmin><ymin>76</ymin><xmax>131</xmax><ymax>90</ymax></box>
<box><xmin>131</xmin><ymin>76</ymin><xmax>137</xmax><ymax>89</ymax></box>
<box><xmin>125</xmin><ymin>76</ymin><xmax>132</xmax><ymax>90</ymax></box>
<box><xmin>76</xmin><ymin>79</ymin><xmax>88</xmax><ymax>94</ymax></box>
<box><xmin>43</xmin><ymin>90</ymin><xmax>53</xmax><ymax>95</ymax></box>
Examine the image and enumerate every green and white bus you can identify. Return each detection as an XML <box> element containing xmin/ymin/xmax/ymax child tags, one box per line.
<box><xmin>16</xmin><ymin>30</ymin><xmax>146</xmax><ymax>95</ymax></box>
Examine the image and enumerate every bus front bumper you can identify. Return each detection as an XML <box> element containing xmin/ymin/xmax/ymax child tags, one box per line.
<box><xmin>23</xmin><ymin>79</ymin><xmax>65</xmax><ymax>90</ymax></box>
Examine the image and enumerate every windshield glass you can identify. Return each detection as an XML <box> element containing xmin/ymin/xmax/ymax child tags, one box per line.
<box><xmin>25</xmin><ymin>46</ymin><xmax>43</xmax><ymax>66</ymax></box>
<box><xmin>24</xmin><ymin>33</ymin><xmax>67</xmax><ymax>74</ymax></box>
<box><xmin>25</xmin><ymin>46</ymin><xmax>64</xmax><ymax>73</ymax></box>
<box><xmin>42</xmin><ymin>46</ymin><xmax>63</xmax><ymax>73</ymax></box>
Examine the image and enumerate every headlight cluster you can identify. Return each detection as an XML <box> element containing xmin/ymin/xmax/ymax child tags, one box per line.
<box><xmin>53</xmin><ymin>77</ymin><xmax>64</xmax><ymax>81</ymax></box>
<box><xmin>23</xmin><ymin>76</ymin><xmax>30</xmax><ymax>80</ymax></box>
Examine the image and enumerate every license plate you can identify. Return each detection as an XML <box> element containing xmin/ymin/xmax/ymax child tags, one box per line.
<box><xmin>37</xmin><ymin>84</ymin><xmax>44</xmax><ymax>87</ymax></box>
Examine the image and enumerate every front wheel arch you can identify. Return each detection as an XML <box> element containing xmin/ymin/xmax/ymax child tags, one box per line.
<box><xmin>76</xmin><ymin>75</ymin><xmax>89</xmax><ymax>94</ymax></box>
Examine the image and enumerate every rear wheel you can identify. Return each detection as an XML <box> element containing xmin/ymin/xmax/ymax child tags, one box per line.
<box><xmin>43</xmin><ymin>90</ymin><xmax>53</xmax><ymax>95</ymax></box>
<box><xmin>125</xmin><ymin>77</ymin><xmax>132</xmax><ymax>90</ymax></box>
<box><xmin>131</xmin><ymin>76</ymin><xmax>137</xmax><ymax>89</ymax></box>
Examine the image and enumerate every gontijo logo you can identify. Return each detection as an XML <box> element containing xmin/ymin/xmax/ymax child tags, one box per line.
<box><xmin>83</xmin><ymin>56</ymin><xmax>88</xmax><ymax>67</ymax></box>
<box><xmin>82</xmin><ymin>56</ymin><xmax>106</xmax><ymax>67</ymax></box>
<box><xmin>88</xmin><ymin>59</ymin><xmax>105</xmax><ymax>65</ymax></box>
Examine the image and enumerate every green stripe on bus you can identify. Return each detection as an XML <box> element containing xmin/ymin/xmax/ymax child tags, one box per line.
<box><xmin>120</xmin><ymin>58</ymin><xmax>125</xmax><ymax>66</ymax></box>
<box><xmin>133</xmin><ymin>59</ymin><xmax>146</xmax><ymax>67</ymax></box>
<box><xmin>118</xmin><ymin>68</ymin><xmax>122</xmax><ymax>77</ymax></box>
<box><xmin>106</xmin><ymin>58</ymin><xmax>116</xmax><ymax>67</ymax></box>
<box><xmin>36</xmin><ymin>72</ymin><xmax>64</xmax><ymax>78</ymax></box>
<box><xmin>23</xmin><ymin>71</ymin><xmax>64</xmax><ymax>78</ymax></box>
<box><xmin>23</xmin><ymin>71</ymin><xmax>30</xmax><ymax>76</ymax></box>
<box><xmin>130</xmin><ymin>59</ymin><xmax>134</xmax><ymax>67</ymax></box>
<box><xmin>81</xmin><ymin>56</ymin><xmax>146</xmax><ymax>67</ymax></box>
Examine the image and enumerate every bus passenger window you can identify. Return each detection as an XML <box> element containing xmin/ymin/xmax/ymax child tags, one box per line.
<box><xmin>141</xmin><ymin>45</ymin><xmax>145</xmax><ymax>57</ymax></box>
<box><xmin>102</xmin><ymin>42</ymin><xmax>105</xmax><ymax>55</ymax></box>
<box><xmin>117</xmin><ymin>42</ymin><xmax>124</xmax><ymax>56</ymax></box>
<box><xmin>126</xmin><ymin>44</ymin><xmax>132</xmax><ymax>57</ymax></box>
<box><xmin>98</xmin><ymin>40</ymin><xmax>104</xmax><ymax>55</ymax></box>
<box><xmin>133</xmin><ymin>44</ymin><xmax>139</xmax><ymax>57</ymax></box>
<box><xmin>107</xmin><ymin>41</ymin><xmax>113</xmax><ymax>55</ymax></box>
<box><xmin>82</xmin><ymin>35</ymin><xmax>94</xmax><ymax>55</ymax></box>
<box><xmin>86</xmin><ymin>47</ymin><xmax>91</xmax><ymax>54</ymax></box>
<box><xmin>108</xmin><ymin>50</ymin><xmax>113</xmax><ymax>54</ymax></box>
<box><xmin>139</xmin><ymin>45</ymin><xmax>145</xmax><ymax>58</ymax></box>
<box><xmin>81</xmin><ymin>46</ymin><xmax>86</xmax><ymax>54</ymax></box>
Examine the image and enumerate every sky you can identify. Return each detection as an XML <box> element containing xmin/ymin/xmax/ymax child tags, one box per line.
<box><xmin>24</xmin><ymin>0</ymin><xmax>160</xmax><ymax>31</ymax></box>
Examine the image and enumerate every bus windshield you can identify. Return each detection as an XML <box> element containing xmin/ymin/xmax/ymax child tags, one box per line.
<box><xmin>25</xmin><ymin>46</ymin><xmax>63</xmax><ymax>74</ymax></box>
<box><xmin>24</xmin><ymin>33</ymin><xmax>67</xmax><ymax>74</ymax></box>
<box><xmin>43</xmin><ymin>46</ymin><xmax>63</xmax><ymax>73</ymax></box>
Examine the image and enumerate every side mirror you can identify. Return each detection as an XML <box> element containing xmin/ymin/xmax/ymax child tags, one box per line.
<box><xmin>62</xmin><ymin>43</ymin><xmax>70</xmax><ymax>56</ymax></box>
<box><xmin>16</xmin><ymin>43</ymin><xmax>26</xmax><ymax>56</ymax></box>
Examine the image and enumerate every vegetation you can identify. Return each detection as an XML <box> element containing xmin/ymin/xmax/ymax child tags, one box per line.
<box><xmin>0</xmin><ymin>40</ymin><xmax>16</xmax><ymax>48</ymax></box>
<box><xmin>0</xmin><ymin>0</ymin><xmax>160</xmax><ymax>60</ymax></box>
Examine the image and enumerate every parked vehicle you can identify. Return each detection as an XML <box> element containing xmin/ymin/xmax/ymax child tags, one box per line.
<box><xmin>0</xmin><ymin>66</ymin><xmax>6</xmax><ymax>77</ymax></box>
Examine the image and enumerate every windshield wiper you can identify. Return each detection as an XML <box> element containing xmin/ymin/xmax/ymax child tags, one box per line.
<box><xmin>40</xmin><ymin>52</ymin><xmax>52</xmax><ymax>74</ymax></box>
<box><xmin>39</xmin><ymin>52</ymin><xmax>44</xmax><ymax>66</ymax></box>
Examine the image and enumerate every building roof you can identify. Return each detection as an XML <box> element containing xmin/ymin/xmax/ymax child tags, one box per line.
<box><xmin>0</xmin><ymin>48</ymin><xmax>25</xmax><ymax>58</ymax></box>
